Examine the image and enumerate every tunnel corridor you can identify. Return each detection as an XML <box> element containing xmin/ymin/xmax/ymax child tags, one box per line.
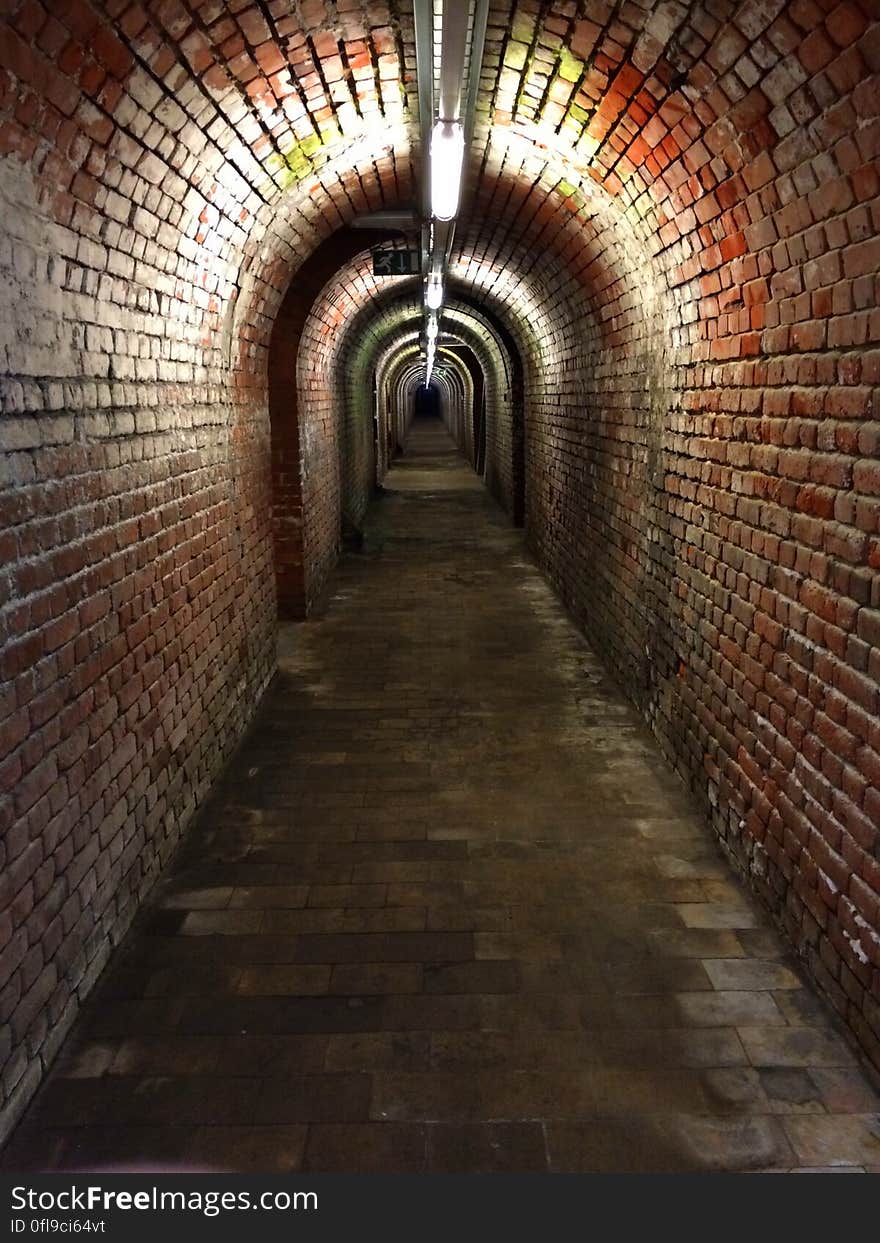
<box><xmin>2</xmin><ymin>415</ymin><xmax>878</xmax><ymax>1173</ymax></box>
<box><xmin>1</xmin><ymin>0</ymin><xmax>880</xmax><ymax>1172</ymax></box>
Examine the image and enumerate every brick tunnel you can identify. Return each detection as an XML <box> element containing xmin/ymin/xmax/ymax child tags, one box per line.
<box><xmin>1</xmin><ymin>0</ymin><xmax>880</xmax><ymax>1173</ymax></box>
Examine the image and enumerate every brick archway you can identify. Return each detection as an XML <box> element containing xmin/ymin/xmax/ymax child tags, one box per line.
<box><xmin>267</xmin><ymin>228</ymin><xmax>398</xmax><ymax>619</ymax></box>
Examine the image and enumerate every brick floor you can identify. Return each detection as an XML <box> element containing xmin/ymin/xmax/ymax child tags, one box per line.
<box><xmin>3</xmin><ymin>418</ymin><xmax>880</xmax><ymax>1173</ymax></box>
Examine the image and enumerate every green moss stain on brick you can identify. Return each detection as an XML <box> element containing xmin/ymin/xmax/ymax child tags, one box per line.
<box><xmin>266</xmin><ymin>131</ymin><xmax>329</xmax><ymax>191</ymax></box>
<box><xmin>504</xmin><ymin>41</ymin><xmax>529</xmax><ymax>71</ymax></box>
<box><xmin>557</xmin><ymin>48</ymin><xmax>584</xmax><ymax>84</ymax></box>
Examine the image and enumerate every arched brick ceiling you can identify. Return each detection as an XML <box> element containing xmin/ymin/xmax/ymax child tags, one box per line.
<box><xmin>387</xmin><ymin>350</ymin><xmax>468</xmax><ymax>404</ymax></box>
<box><xmin>0</xmin><ymin>0</ymin><xmax>420</xmax><ymax>404</ymax></box>
<box><xmin>297</xmin><ymin>248</ymin><xmax>524</xmax><ymax>387</ymax></box>
<box><xmin>5</xmin><ymin>0</ymin><xmax>874</xmax><ymax>673</ymax></box>
<box><xmin>0</xmin><ymin>0</ymin><xmax>875</xmax><ymax>732</ymax></box>
<box><xmin>302</xmin><ymin>0</ymin><xmax>878</xmax><ymax>395</ymax></box>
<box><xmin>384</xmin><ymin>351</ymin><xmax>473</xmax><ymax>432</ymax></box>
<box><xmin>374</xmin><ymin>318</ymin><xmax>509</xmax><ymax>426</ymax></box>
<box><xmin>4</xmin><ymin>0</ymin><xmax>873</xmax><ymax>403</ymax></box>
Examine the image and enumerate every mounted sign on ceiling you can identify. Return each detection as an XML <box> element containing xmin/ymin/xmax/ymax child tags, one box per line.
<box><xmin>372</xmin><ymin>246</ymin><xmax>421</xmax><ymax>277</ymax></box>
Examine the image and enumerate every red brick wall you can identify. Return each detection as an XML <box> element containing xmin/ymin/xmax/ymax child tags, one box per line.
<box><xmin>268</xmin><ymin>231</ymin><xmax>394</xmax><ymax>619</ymax></box>
<box><xmin>0</xmin><ymin>0</ymin><xmax>417</xmax><ymax>1142</ymax></box>
<box><xmin>436</xmin><ymin>363</ymin><xmax>470</xmax><ymax>454</ymax></box>
<box><xmin>438</xmin><ymin>351</ymin><xmax>475</xmax><ymax>462</ymax></box>
<box><xmin>0</xmin><ymin>156</ymin><xmax>278</xmax><ymax>1138</ymax></box>
<box><xmin>446</xmin><ymin>300</ymin><xmax>524</xmax><ymax>520</ymax></box>
<box><xmin>295</xmin><ymin>263</ymin><xmax>418</xmax><ymax>599</ymax></box>
<box><xmin>382</xmin><ymin>354</ymin><xmax>419</xmax><ymax>455</ymax></box>
<box><xmin>467</xmin><ymin>0</ymin><xmax>880</xmax><ymax>1069</ymax></box>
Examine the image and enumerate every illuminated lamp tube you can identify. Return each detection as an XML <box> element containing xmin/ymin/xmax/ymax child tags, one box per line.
<box><xmin>430</xmin><ymin>121</ymin><xmax>465</xmax><ymax>222</ymax></box>
<box><xmin>425</xmin><ymin>272</ymin><xmax>444</xmax><ymax>311</ymax></box>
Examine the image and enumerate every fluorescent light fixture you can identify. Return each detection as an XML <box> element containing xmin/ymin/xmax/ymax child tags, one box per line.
<box><xmin>430</xmin><ymin>121</ymin><xmax>465</xmax><ymax>221</ymax></box>
<box><xmin>425</xmin><ymin>272</ymin><xmax>444</xmax><ymax>311</ymax></box>
<box><xmin>425</xmin><ymin>315</ymin><xmax>438</xmax><ymax>342</ymax></box>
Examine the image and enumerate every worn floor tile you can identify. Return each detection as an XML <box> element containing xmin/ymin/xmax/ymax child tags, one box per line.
<box><xmin>236</xmin><ymin>965</ymin><xmax>333</xmax><ymax>996</ymax></box>
<box><xmin>808</xmin><ymin>1068</ymin><xmax>880</xmax><ymax>1114</ymax></box>
<box><xmin>214</xmin><ymin>1035</ymin><xmax>328</xmax><ymax>1077</ymax></box>
<box><xmin>324</xmin><ymin>1032</ymin><xmax>430</xmax><ymax>1072</ymax></box>
<box><xmin>228</xmin><ymin>886</ymin><xmax>310</xmax><ymax>909</ymax></box>
<box><xmin>329</xmin><ymin>963</ymin><xmax>424</xmax><ymax>995</ymax></box>
<box><xmin>109</xmin><ymin>1039</ymin><xmax>221</xmax><ymax>1077</ymax></box>
<box><xmin>3</xmin><ymin>420</ymin><xmax>878</xmax><ymax>1173</ymax></box>
<box><xmin>702</xmin><ymin>959</ymin><xmax>802</xmax><ymax>992</ymax></box>
<box><xmin>674</xmin><ymin>991</ymin><xmax>787</xmax><ymax>1028</ymax></box>
<box><xmin>783</xmin><ymin>1115</ymin><xmax>880</xmax><ymax>1167</ymax></box>
<box><xmin>759</xmin><ymin>1069</ymin><xmax>825</xmax><ymax>1112</ymax></box>
<box><xmin>56</xmin><ymin>1127</ymin><xmax>198</xmax><ymax>1173</ymax></box>
<box><xmin>675</xmin><ymin>903</ymin><xmax>759</xmax><ymax>930</ymax></box>
<box><xmin>739</xmin><ymin>1026</ymin><xmax>858</xmax><ymax>1069</ymax></box>
<box><xmin>254</xmin><ymin>1075</ymin><xmax>372</xmax><ymax>1125</ymax></box>
<box><xmin>371</xmin><ymin>1068</ymin><xmax>711</xmax><ymax>1121</ymax></box>
<box><xmin>424</xmin><ymin>960</ymin><xmax>519</xmax><ymax>994</ymax></box>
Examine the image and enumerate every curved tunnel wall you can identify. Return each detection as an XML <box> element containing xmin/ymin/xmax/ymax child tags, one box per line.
<box><xmin>467</xmin><ymin>2</ymin><xmax>880</xmax><ymax>1069</ymax></box>
<box><xmin>0</xmin><ymin>0</ymin><xmax>879</xmax><ymax>1141</ymax></box>
<box><xmin>0</xmin><ymin>0</ymin><xmax>419</xmax><ymax>1138</ymax></box>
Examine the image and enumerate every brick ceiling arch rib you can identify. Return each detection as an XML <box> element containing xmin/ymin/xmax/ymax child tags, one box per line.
<box><xmin>379</xmin><ymin>331</ymin><xmax>479</xmax><ymax>401</ymax></box>
<box><xmin>293</xmin><ymin>248</ymin><xmax>528</xmax><ymax>404</ymax></box>
<box><xmin>297</xmin><ymin>277</ymin><xmax>515</xmax><ymax>458</ymax></box>
<box><xmin>391</xmin><ymin>353</ymin><xmax>467</xmax><ymax>413</ymax></box>
<box><xmin>293</xmin><ymin>243</ymin><xmax>538</xmax><ymax>407</ymax></box>
<box><xmin>357</xmin><ymin>296</ymin><xmax>522</xmax><ymax>390</ymax></box>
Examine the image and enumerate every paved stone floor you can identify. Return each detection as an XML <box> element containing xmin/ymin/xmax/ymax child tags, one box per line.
<box><xmin>4</xmin><ymin>417</ymin><xmax>880</xmax><ymax>1173</ymax></box>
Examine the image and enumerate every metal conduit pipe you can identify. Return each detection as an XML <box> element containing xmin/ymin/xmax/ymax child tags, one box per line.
<box><xmin>438</xmin><ymin>0</ymin><xmax>469</xmax><ymax>122</ymax></box>
<box><xmin>427</xmin><ymin>2</ymin><xmax>491</xmax><ymax>282</ymax></box>
<box><xmin>412</xmin><ymin>0</ymin><xmax>433</xmax><ymax>244</ymax></box>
